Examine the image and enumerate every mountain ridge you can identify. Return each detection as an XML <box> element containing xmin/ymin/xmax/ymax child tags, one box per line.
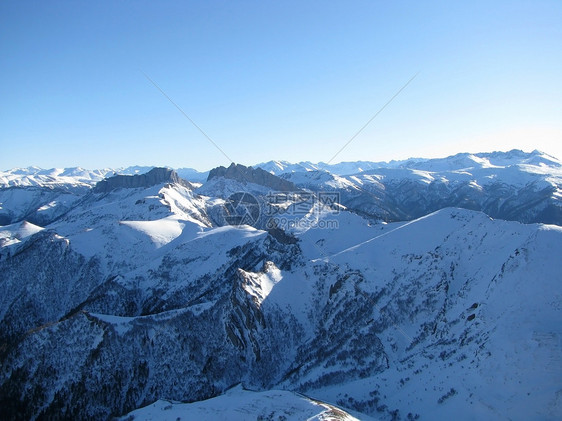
<box><xmin>1</xmin><ymin>149</ymin><xmax>561</xmax><ymax>419</ymax></box>
<box><xmin>2</xmin><ymin>149</ymin><xmax>559</xmax><ymax>188</ymax></box>
<box><xmin>93</xmin><ymin>167</ymin><xmax>192</xmax><ymax>193</ymax></box>
<box><xmin>207</xmin><ymin>162</ymin><xmax>297</xmax><ymax>192</ymax></box>
<box><xmin>1</xmin><ymin>149</ymin><xmax>561</xmax><ymax>227</ymax></box>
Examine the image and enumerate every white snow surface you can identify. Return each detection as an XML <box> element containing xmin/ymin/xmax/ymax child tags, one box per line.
<box><xmin>48</xmin><ymin>183</ymin><xmax>209</xmax><ymax>271</ymax></box>
<box><xmin>121</xmin><ymin>385</ymin><xmax>366</xmax><ymax>421</ymax></box>
<box><xmin>0</xmin><ymin>220</ymin><xmax>44</xmax><ymax>247</ymax></box>
<box><xmin>290</xmin><ymin>209</ymin><xmax>562</xmax><ymax>420</ymax></box>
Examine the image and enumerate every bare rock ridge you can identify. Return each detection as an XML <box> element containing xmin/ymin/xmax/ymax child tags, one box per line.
<box><xmin>207</xmin><ymin>163</ymin><xmax>297</xmax><ymax>191</ymax></box>
<box><xmin>93</xmin><ymin>167</ymin><xmax>191</xmax><ymax>193</ymax></box>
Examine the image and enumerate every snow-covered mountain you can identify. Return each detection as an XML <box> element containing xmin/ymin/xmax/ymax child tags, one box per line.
<box><xmin>2</xmin><ymin>149</ymin><xmax>560</xmax><ymax>227</ymax></box>
<box><xmin>0</xmin><ymin>165</ymin><xmax>208</xmax><ymax>189</ymax></box>
<box><xmin>120</xmin><ymin>386</ymin><xmax>366</xmax><ymax>420</ymax></box>
<box><xmin>256</xmin><ymin>149</ymin><xmax>561</xmax><ymax>176</ymax></box>
<box><xmin>1</xmin><ymin>151</ymin><xmax>561</xmax><ymax>420</ymax></box>
<box><xmin>275</xmin><ymin>150</ymin><xmax>562</xmax><ymax>225</ymax></box>
<box><xmin>0</xmin><ymin>166</ymin><xmax>207</xmax><ymax>226</ymax></box>
<box><xmin>0</xmin><ymin>166</ymin><xmax>111</xmax><ymax>188</ymax></box>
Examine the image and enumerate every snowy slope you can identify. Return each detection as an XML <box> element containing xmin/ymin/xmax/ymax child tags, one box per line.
<box><xmin>120</xmin><ymin>386</ymin><xmax>368</xmax><ymax>420</ymax></box>
<box><xmin>0</xmin><ymin>220</ymin><xmax>43</xmax><ymax>248</ymax></box>
<box><xmin>48</xmin><ymin>182</ymin><xmax>210</xmax><ymax>273</ymax></box>
<box><xmin>1</xmin><ymin>153</ymin><xmax>562</xmax><ymax>420</ymax></box>
<box><xmin>2</xmin><ymin>203</ymin><xmax>560</xmax><ymax>420</ymax></box>
<box><xmin>290</xmin><ymin>209</ymin><xmax>562</xmax><ymax>420</ymax></box>
<box><xmin>0</xmin><ymin>186</ymin><xmax>86</xmax><ymax>226</ymax></box>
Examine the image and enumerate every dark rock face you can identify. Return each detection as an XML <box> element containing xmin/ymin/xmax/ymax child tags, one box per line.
<box><xmin>93</xmin><ymin>168</ymin><xmax>191</xmax><ymax>193</ymax></box>
<box><xmin>207</xmin><ymin>163</ymin><xmax>297</xmax><ymax>192</ymax></box>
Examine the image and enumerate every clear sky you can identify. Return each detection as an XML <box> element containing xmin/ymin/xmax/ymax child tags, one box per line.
<box><xmin>1</xmin><ymin>0</ymin><xmax>561</xmax><ymax>171</ymax></box>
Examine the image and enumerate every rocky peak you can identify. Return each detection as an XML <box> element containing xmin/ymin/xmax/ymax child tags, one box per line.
<box><xmin>93</xmin><ymin>167</ymin><xmax>191</xmax><ymax>193</ymax></box>
<box><xmin>207</xmin><ymin>163</ymin><xmax>297</xmax><ymax>192</ymax></box>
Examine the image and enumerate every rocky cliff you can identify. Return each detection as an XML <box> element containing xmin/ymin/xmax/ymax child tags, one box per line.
<box><xmin>207</xmin><ymin>163</ymin><xmax>297</xmax><ymax>192</ymax></box>
<box><xmin>93</xmin><ymin>167</ymin><xmax>191</xmax><ymax>193</ymax></box>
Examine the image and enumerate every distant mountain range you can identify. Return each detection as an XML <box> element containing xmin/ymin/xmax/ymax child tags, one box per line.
<box><xmin>1</xmin><ymin>149</ymin><xmax>561</xmax><ymax>420</ymax></box>
<box><xmin>3</xmin><ymin>149</ymin><xmax>559</xmax><ymax>186</ymax></box>
<box><xmin>1</xmin><ymin>149</ymin><xmax>561</xmax><ymax>226</ymax></box>
<box><xmin>0</xmin><ymin>165</ymin><xmax>210</xmax><ymax>187</ymax></box>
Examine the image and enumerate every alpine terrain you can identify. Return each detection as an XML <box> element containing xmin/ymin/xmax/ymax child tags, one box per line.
<box><xmin>0</xmin><ymin>149</ymin><xmax>561</xmax><ymax>420</ymax></box>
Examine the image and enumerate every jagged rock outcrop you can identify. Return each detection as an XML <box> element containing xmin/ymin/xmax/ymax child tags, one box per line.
<box><xmin>93</xmin><ymin>167</ymin><xmax>191</xmax><ymax>193</ymax></box>
<box><xmin>207</xmin><ymin>163</ymin><xmax>297</xmax><ymax>192</ymax></box>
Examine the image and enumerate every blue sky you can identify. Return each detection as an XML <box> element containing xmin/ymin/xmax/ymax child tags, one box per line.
<box><xmin>1</xmin><ymin>0</ymin><xmax>561</xmax><ymax>171</ymax></box>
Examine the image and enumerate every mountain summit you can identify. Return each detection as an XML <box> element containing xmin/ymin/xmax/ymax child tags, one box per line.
<box><xmin>93</xmin><ymin>167</ymin><xmax>191</xmax><ymax>193</ymax></box>
<box><xmin>207</xmin><ymin>163</ymin><xmax>297</xmax><ymax>191</ymax></box>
